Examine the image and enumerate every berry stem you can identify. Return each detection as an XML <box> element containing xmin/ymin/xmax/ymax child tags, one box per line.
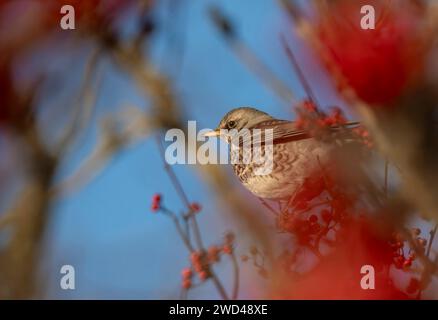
<box><xmin>281</xmin><ymin>35</ymin><xmax>320</xmax><ymax>110</ymax></box>
<box><xmin>426</xmin><ymin>223</ymin><xmax>438</xmax><ymax>258</ymax></box>
<box><xmin>230</xmin><ymin>251</ymin><xmax>240</xmax><ymax>300</ymax></box>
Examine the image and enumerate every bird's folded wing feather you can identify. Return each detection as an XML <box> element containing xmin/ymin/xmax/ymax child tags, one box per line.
<box><xmin>245</xmin><ymin>119</ymin><xmax>360</xmax><ymax>145</ymax></box>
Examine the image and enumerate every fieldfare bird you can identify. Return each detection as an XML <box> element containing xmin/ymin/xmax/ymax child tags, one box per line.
<box><xmin>205</xmin><ymin>107</ymin><xmax>355</xmax><ymax>200</ymax></box>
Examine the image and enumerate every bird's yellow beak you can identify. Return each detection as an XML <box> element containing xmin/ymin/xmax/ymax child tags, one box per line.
<box><xmin>203</xmin><ymin>129</ymin><xmax>220</xmax><ymax>137</ymax></box>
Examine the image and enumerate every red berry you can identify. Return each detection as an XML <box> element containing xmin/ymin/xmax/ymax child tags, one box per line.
<box><xmin>394</xmin><ymin>256</ymin><xmax>405</xmax><ymax>269</ymax></box>
<box><xmin>181</xmin><ymin>268</ymin><xmax>192</xmax><ymax>279</ymax></box>
<box><xmin>222</xmin><ymin>244</ymin><xmax>232</xmax><ymax>255</ymax></box>
<box><xmin>295</xmin><ymin>118</ymin><xmax>305</xmax><ymax>130</ymax></box>
<box><xmin>193</xmin><ymin>263</ymin><xmax>203</xmax><ymax>273</ymax></box>
<box><xmin>182</xmin><ymin>279</ymin><xmax>192</xmax><ymax>289</ymax></box>
<box><xmin>199</xmin><ymin>271</ymin><xmax>209</xmax><ymax>281</ymax></box>
<box><xmin>309</xmin><ymin>223</ymin><xmax>321</xmax><ymax>234</ymax></box>
<box><xmin>309</xmin><ymin>215</ymin><xmax>318</xmax><ymax>224</ymax></box>
<box><xmin>295</xmin><ymin>201</ymin><xmax>308</xmax><ymax>211</ymax></box>
<box><xmin>321</xmin><ymin>210</ymin><xmax>332</xmax><ymax>223</ymax></box>
<box><xmin>151</xmin><ymin>193</ymin><xmax>162</xmax><ymax>212</ymax></box>
<box><xmin>208</xmin><ymin>246</ymin><xmax>220</xmax><ymax>262</ymax></box>
<box><xmin>323</xmin><ymin>117</ymin><xmax>335</xmax><ymax>126</ymax></box>
<box><xmin>190</xmin><ymin>202</ymin><xmax>201</xmax><ymax>213</ymax></box>
<box><xmin>190</xmin><ymin>251</ymin><xmax>201</xmax><ymax>265</ymax></box>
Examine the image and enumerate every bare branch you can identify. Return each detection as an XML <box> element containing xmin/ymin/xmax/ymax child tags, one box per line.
<box><xmin>55</xmin><ymin>47</ymin><xmax>102</xmax><ymax>156</ymax></box>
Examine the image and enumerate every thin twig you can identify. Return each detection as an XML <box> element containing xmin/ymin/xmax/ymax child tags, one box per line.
<box><xmin>56</xmin><ymin>47</ymin><xmax>102</xmax><ymax>156</ymax></box>
<box><xmin>190</xmin><ymin>216</ymin><xmax>205</xmax><ymax>250</ymax></box>
<box><xmin>259</xmin><ymin>198</ymin><xmax>279</xmax><ymax>215</ymax></box>
<box><xmin>426</xmin><ymin>223</ymin><xmax>438</xmax><ymax>258</ymax></box>
<box><xmin>400</xmin><ymin>226</ymin><xmax>436</xmax><ymax>299</ymax></box>
<box><xmin>161</xmin><ymin>206</ymin><xmax>194</xmax><ymax>252</ymax></box>
<box><xmin>180</xmin><ymin>288</ymin><xmax>188</xmax><ymax>300</ymax></box>
<box><xmin>52</xmin><ymin>127</ymin><xmax>125</xmax><ymax>197</ymax></box>
<box><xmin>230</xmin><ymin>252</ymin><xmax>240</xmax><ymax>300</ymax></box>
<box><xmin>155</xmin><ymin>135</ymin><xmax>190</xmax><ymax>207</ymax></box>
<box><xmin>210</xmin><ymin>272</ymin><xmax>230</xmax><ymax>300</ymax></box>
<box><xmin>281</xmin><ymin>35</ymin><xmax>320</xmax><ymax>108</ymax></box>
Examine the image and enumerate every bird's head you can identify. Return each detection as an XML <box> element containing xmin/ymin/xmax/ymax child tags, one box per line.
<box><xmin>204</xmin><ymin>107</ymin><xmax>273</xmax><ymax>141</ymax></box>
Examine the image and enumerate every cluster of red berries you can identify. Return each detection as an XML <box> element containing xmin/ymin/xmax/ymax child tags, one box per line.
<box><xmin>295</xmin><ymin>100</ymin><xmax>347</xmax><ymax>130</ymax></box>
<box><xmin>241</xmin><ymin>246</ymin><xmax>268</xmax><ymax>278</ymax></box>
<box><xmin>180</xmin><ymin>232</ymin><xmax>235</xmax><ymax>290</ymax></box>
<box><xmin>181</xmin><ymin>267</ymin><xmax>193</xmax><ymax>289</ymax></box>
<box><xmin>151</xmin><ymin>193</ymin><xmax>161</xmax><ymax>212</ymax></box>
<box><xmin>190</xmin><ymin>202</ymin><xmax>202</xmax><ymax>213</ymax></box>
<box><xmin>390</xmin><ymin>229</ymin><xmax>427</xmax><ymax>270</ymax></box>
<box><xmin>352</xmin><ymin>126</ymin><xmax>373</xmax><ymax>148</ymax></box>
<box><xmin>317</xmin><ymin>107</ymin><xmax>347</xmax><ymax>128</ymax></box>
<box><xmin>279</xmin><ymin>215</ymin><xmax>322</xmax><ymax>246</ymax></box>
<box><xmin>294</xmin><ymin>100</ymin><xmax>322</xmax><ymax>132</ymax></box>
<box><xmin>275</xmin><ymin>168</ymin><xmax>352</xmax><ymax>251</ymax></box>
<box><xmin>314</xmin><ymin>1</ymin><xmax>425</xmax><ymax>106</ymax></box>
<box><xmin>292</xmin><ymin>175</ymin><xmax>326</xmax><ymax>209</ymax></box>
<box><xmin>391</xmin><ymin>242</ymin><xmax>416</xmax><ymax>270</ymax></box>
<box><xmin>295</xmin><ymin>100</ymin><xmax>373</xmax><ymax>148</ymax></box>
<box><xmin>150</xmin><ymin>193</ymin><xmax>202</xmax><ymax>215</ymax></box>
<box><xmin>190</xmin><ymin>251</ymin><xmax>210</xmax><ymax>283</ymax></box>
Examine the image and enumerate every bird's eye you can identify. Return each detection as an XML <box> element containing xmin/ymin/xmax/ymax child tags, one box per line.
<box><xmin>227</xmin><ymin>120</ymin><xmax>237</xmax><ymax>129</ymax></box>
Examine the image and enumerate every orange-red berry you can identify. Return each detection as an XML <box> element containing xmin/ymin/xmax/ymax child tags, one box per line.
<box><xmin>181</xmin><ymin>268</ymin><xmax>192</xmax><ymax>279</ymax></box>
<box><xmin>199</xmin><ymin>271</ymin><xmax>209</xmax><ymax>281</ymax></box>
<box><xmin>151</xmin><ymin>193</ymin><xmax>162</xmax><ymax>212</ymax></box>
<box><xmin>223</xmin><ymin>244</ymin><xmax>232</xmax><ymax>255</ymax></box>
<box><xmin>208</xmin><ymin>246</ymin><xmax>220</xmax><ymax>262</ymax></box>
<box><xmin>182</xmin><ymin>279</ymin><xmax>192</xmax><ymax>289</ymax></box>
<box><xmin>403</xmin><ymin>259</ymin><xmax>412</xmax><ymax>268</ymax></box>
<box><xmin>190</xmin><ymin>202</ymin><xmax>202</xmax><ymax>213</ymax></box>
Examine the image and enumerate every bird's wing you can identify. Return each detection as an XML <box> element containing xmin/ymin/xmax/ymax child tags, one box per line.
<box><xmin>243</xmin><ymin>120</ymin><xmax>307</xmax><ymax>145</ymax></box>
<box><xmin>248</xmin><ymin>119</ymin><xmax>360</xmax><ymax>145</ymax></box>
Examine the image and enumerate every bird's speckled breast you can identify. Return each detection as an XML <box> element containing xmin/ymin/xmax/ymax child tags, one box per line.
<box><xmin>231</xmin><ymin>139</ymin><xmax>329</xmax><ymax>200</ymax></box>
